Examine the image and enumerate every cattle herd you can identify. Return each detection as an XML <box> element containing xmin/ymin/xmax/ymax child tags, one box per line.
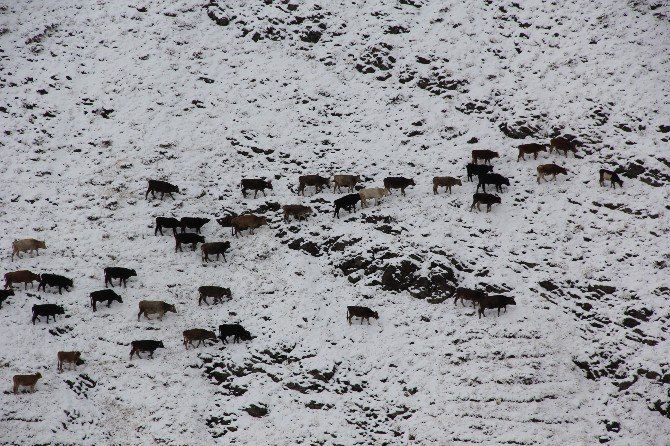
<box><xmin>5</xmin><ymin>136</ymin><xmax>624</xmax><ymax>394</ymax></box>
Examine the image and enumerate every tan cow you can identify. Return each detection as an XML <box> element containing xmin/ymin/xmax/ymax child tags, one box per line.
<box><xmin>12</xmin><ymin>239</ymin><xmax>46</xmax><ymax>261</ymax></box>
<box><xmin>359</xmin><ymin>187</ymin><xmax>390</xmax><ymax>208</ymax></box>
<box><xmin>57</xmin><ymin>351</ymin><xmax>81</xmax><ymax>373</ymax></box>
<box><xmin>333</xmin><ymin>175</ymin><xmax>361</xmax><ymax>193</ymax></box>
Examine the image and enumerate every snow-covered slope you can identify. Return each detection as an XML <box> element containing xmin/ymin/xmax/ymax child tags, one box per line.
<box><xmin>1</xmin><ymin>0</ymin><xmax>669</xmax><ymax>444</ymax></box>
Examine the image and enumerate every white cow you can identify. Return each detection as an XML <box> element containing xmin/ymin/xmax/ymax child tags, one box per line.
<box><xmin>359</xmin><ymin>187</ymin><xmax>390</xmax><ymax>208</ymax></box>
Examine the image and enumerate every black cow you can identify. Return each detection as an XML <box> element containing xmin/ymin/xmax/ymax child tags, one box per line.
<box><xmin>477</xmin><ymin>173</ymin><xmax>510</xmax><ymax>193</ymax></box>
<box><xmin>104</xmin><ymin>267</ymin><xmax>137</xmax><ymax>288</ymax></box>
<box><xmin>470</xmin><ymin>193</ymin><xmax>501</xmax><ymax>212</ymax></box>
<box><xmin>466</xmin><ymin>163</ymin><xmax>494</xmax><ymax>182</ymax></box>
<box><xmin>599</xmin><ymin>169</ymin><xmax>624</xmax><ymax>189</ymax></box>
<box><xmin>175</xmin><ymin>233</ymin><xmax>205</xmax><ymax>252</ymax></box>
<box><xmin>218</xmin><ymin>324</ymin><xmax>252</xmax><ymax>344</ymax></box>
<box><xmin>38</xmin><ymin>274</ymin><xmax>73</xmax><ymax>295</ymax></box>
<box><xmin>0</xmin><ymin>290</ymin><xmax>15</xmax><ymax>308</ymax></box>
<box><xmin>241</xmin><ymin>179</ymin><xmax>273</xmax><ymax>198</ymax></box>
<box><xmin>333</xmin><ymin>193</ymin><xmax>361</xmax><ymax>219</ymax></box>
<box><xmin>180</xmin><ymin>217</ymin><xmax>210</xmax><ymax>234</ymax></box>
<box><xmin>32</xmin><ymin>304</ymin><xmax>65</xmax><ymax>324</ymax></box>
<box><xmin>155</xmin><ymin>217</ymin><xmax>180</xmax><ymax>236</ymax></box>
<box><xmin>216</xmin><ymin>214</ymin><xmax>238</xmax><ymax>228</ymax></box>
<box><xmin>90</xmin><ymin>289</ymin><xmax>123</xmax><ymax>312</ymax></box>
<box><xmin>347</xmin><ymin>306</ymin><xmax>379</xmax><ymax>324</ymax></box>
<box><xmin>129</xmin><ymin>340</ymin><xmax>165</xmax><ymax>359</ymax></box>
<box><xmin>146</xmin><ymin>179</ymin><xmax>180</xmax><ymax>200</ymax></box>
<box><xmin>383</xmin><ymin>177</ymin><xmax>416</xmax><ymax>196</ymax></box>
<box><xmin>478</xmin><ymin>295</ymin><xmax>517</xmax><ymax>318</ymax></box>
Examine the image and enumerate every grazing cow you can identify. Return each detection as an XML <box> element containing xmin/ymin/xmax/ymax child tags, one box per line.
<box><xmin>359</xmin><ymin>187</ymin><xmax>390</xmax><ymax>208</ymax></box>
<box><xmin>218</xmin><ymin>324</ymin><xmax>252</xmax><ymax>344</ymax></box>
<box><xmin>129</xmin><ymin>340</ymin><xmax>164</xmax><ymax>360</ymax></box>
<box><xmin>201</xmin><ymin>242</ymin><xmax>230</xmax><ymax>262</ymax></box>
<box><xmin>433</xmin><ymin>176</ymin><xmax>462</xmax><ymax>194</ymax></box>
<box><xmin>599</xmin><ymin>169</ymin><xmax>624</xmax><ymax>188</ymax></box>
<box><xmin>333</xmin><ymin>175</ymin><xmax>361</xmax><ymax>193</ymax></box>
<box><xmin>90</xmin><ymin>289</ymin><xmax>123</xmax><ymax>312</ymax></box>
<box><xmin>472</xmin><ymin>150</ymin><xmax>499</xmax><ymax>165</ymax></box>
<box><xmin>11</xmin><ymin>239</ymin><xmax>46</xmax><ymax>261</ymax></box>
<box><xmin>175</xmin><ymin>233</ymin><xmax>205</xmax><ymax>252</ymax></box>
<box><xmin>57</xmin><ymin>351</ymin><xmax>81</xmax><ymax>372</ymax></box>
<box><xmin>466</xmin><ymin>163</ymin><xmax>493</xmax><ymax>182</ymax></box>
<box><xmin>146</xmin><ymin>179</ymin><xmax>180</xmax><ymax>200</ymax></box>
<box><xmin>517</xmin><ymin>143</ymin><xmax>547</xmax><ymax>161</ymax></box>
<box><xmin>478</xmin><ymin>295</ymin><xmax>517</xmax><ymax>318</ymax></box>
<box><xmin>216</xmin><ymin>213</ymin><xmax>238</xmax><ymax>227</ymax></box>
<box><xmin>38</xmin><ymin>274</ymin><xmax>73</xmax><ymax>295</ymax></box>
<box><xmin>183</xmin><ymin>329</ymin><xmax>218</xmax><ymax>349</ymax></box>
<box><xmin>104</xmin><ymin>267</ymin><xmax>137</xmax><ymax>288</ymax></box>
<box><xmin>198</xmin><ymin>286</ymin><xmax>232</xmax><ymax>306</ymax></box>
<box><xmin>32</xmin><ymin>304</ymin><xmax>65</xmax><ymax>324</ymax></box>
<box><xmin>230</xmin><ymin>215</ymin><xmax>268</xmax><ymax>237</ymax></box>
<box><xmin>241</xmin><ymin>178</ymin><xmax>273</xmax><ymax>198</ymax></box>
<box><xmin>470</xmin><ymin>193</ymin><xmax>501</xmax><ymax>212</ymax></box>
<box><xmin>298</xmin><ymin>175</ymin><xmax>330</xmax><ymax>195</ymax></box>
<box><xmin>180</xmin><ymin>217</ymin><xmax>210</xmax><ymax>234</ymax></box>
<box><xmin>477</xmin><ymin>173</ymin><xmax>510</xmax><ymax>193</ymax></box>
<box><xmin>282</xmin><ymin>204</ymin><xmax>313</xmax><ymax>222</ymax></box>
<box><xmin>13</xmin><ymin>373</ymin><xmax>42</xmax><ymax>394</ymax></box>
<box><xmin>333</xmin><ymin>193</ymin><xmax>361</xmax><ymax>218</ymax></box>
<box><xmin>347</xmin><ymin>306</ymin><xmax>379</xmax><ymax>324</ymax></box>
<box><xmin>4</xmin><ymin>270</ymin><xmax>40</xmax><ymax>290</ymax></box>
<box><xmin>454</xmin><ymin>288</ymin><xmax>486</xmax><ymax>307</ymax></box>
<box><xmin>383</xmin><ymin>177</ymin><xmax>415</xmax><ymax>196</ymax></box>
<box><xmin>0</xmin><ymin>289</ymin><xmax>15</xmax><ymax>308</ymax></box>
<box><xmin>549</xmin><ymin>137</ymin><xmax>577</xmax><ymax>157</ymax></box>
<box><xmin>537</xmin><ymin>164</ymin><xmax>568</xmax><ymax>183</ymax></box>
<box><xmin>137</xmin><ymin>300</ymin><xmax>177</xmax><ymax>321</ymax></box>
<box><xmin>154</xmin><ymin>217</ymin><xmax>180</xmax><ymax>236</ymax></box>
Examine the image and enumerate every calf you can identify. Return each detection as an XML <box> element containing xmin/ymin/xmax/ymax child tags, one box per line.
<box><xmin>333</xmin><ymin>193</ymin><xmax>361</xmax><ymax>218</ymax></box>
<box><xmin>383</xmin><ymin>177</ymin><xmax>415</xmax><ymax>196</ymax></box>
<box><xmin>549</xmin><ymin>137</ymin><xmax>577</xmax><ymax>157</ymax></box>
<box><xmin>219</xmin><ymin>324</ymin><xmax>252</xmax><ymax>344</ymax></box>
<box><xmin>241</xmin><ymin>178</ymin><xmax>273</xmax><ymax>198</ymax></box>
<box><xmin>183</xmin><ymin>328</ymin><xmax>218</xmax><ymax>349</ymax></box>
<box><xmin>477</xmin><ymin>173</ymin><xmax>510</xmax><ymax>193</ymax></box>
<box><xmin>13</xmin><ymin>373</ymin><xmax>42</xmax><ymax>394</ymax></box>
<box><xmin>216</xmin><ymin>213</ymin><xmax>238</xmax><ymax>227</ymax></box>
<box><xmin>298</xmin><ymin>175</ymin><xmax>330</xmax><ymax>195</ymax></box>
<box><xmin>146</xmin><ymin>179</ymin><xmax>180</xmax><ymax>200</ymax></box>
<box><xmin>282</xmin><ymin>204</ymin><xmax>313</xmax><ymax>222</ymax></box>
<box><xmin>347</xmin><ymin>306</ymin><xmax>379</xmax><ymax>324</ymax></box>
<box><xmin>472</xmin><ymin>149</ymin><xmax>499</xmax><ymax>165</ymax></box>
<box><xmin>599</xmin><ymin>169</ymin><xmax>624</xmax><ymax>188</ymax></box>
<box><xmin>129</xmin><ymin>340</ymin><xmax>164</xmax><ymax>360</ymax></box>
<box><xmin>333</xmin><ymin>174</ymin><xmax>361</xmax><ymax>193</ymax></box>
<box><xmin>180</xmin><ymin>217</ymin><xmax>210</xmax><ymax>234</ymax></box>
<box><xmin>90</xmin><ymin>289</ymin><xmax>123</xmax><ymax>312</ymax></box>
<box><xmin>32</xmin><ymin>304</ymin><xmax>65</xmax><ymax>324</ymax></box>
<box><xmin>433</xmin><ymin>176</ymin><xmax>462</xmax><ymax>194</ymax></box>
<box><xmin>537</xmin><ymin>164</ymin><xmax>568</xmax><ymax>183</ymax></box>
<box><xmin>470</xmin><ymin>193</ymin><xmax>501</xmax><ymax>212</ymax></box>
<box><xmin>517</xmin><ymin>143</ymin><xmax>547</xmax><ymax>161</ymax></box>
<box><xmin>4</xmin><ymin>270</ymin><xmax>40</xmax><ymax>290</ymax></box>
<box><xmin>57</xmin><ymin>351</ymin><xmax>81</xmax><ymax>372</ymax></box>
<box><xmin>11</xmin><ymin>239</ymin><xmax>46</xmax><ymax>261</ymax></box>
<box><xmin>454</xmin><ymin>288</ymin><xmax>486</xmax><ymax>307</ymax></box>
<box><xmin>359</xmin><ymin>187</ymin><xmax>390</xmax><ymax>208</ymax></box>
<box><xmin>198</xmin><ymin>286</ymin><xmax>232</xmax><ymax>305</ymax></box>
<box><xmin>38</xmin><ymin>274</ymin><xmax>73</xmax><ymax>295</ymax></box>
<box><xmin>0</xmin><ymin>289</ymin><xmax>14</xmax><ymax>308</ymax></box>
<box><xmin>154</xmin><ymin>217</ymin><xmax>180</xmax><ymax>236</ymax></box>
<box><xmin>137</xmin><ymin>300</ymin><xmax>177</xmax><ymax>321</ymax></box>
<box><xmin>175</xmin><ymin>233</ymin><xmax>205</xmax><ymax>252</ymax></box>
<box><xmin>201</xmin><ymin>242</ymin><xmax>230</xmax><ymax>262</ymax></box>
<box><xmin>466</xmin><ymin>163</ymin><xmax>493</xmax><ymax>182</ymax></box>
<box><xmin>104</xmin><ymin>267</ymin><xmax>137</xmax><ymax>288</ymax></box>
<box><xmin>478</xmin><ymin>295</ymin><xmax>516</xmax><ymax>318</ymax></box>
<box><xmin>230</xmin><ymin>214</ymin><xmax>268</xmax><ymax>237</ymax></box>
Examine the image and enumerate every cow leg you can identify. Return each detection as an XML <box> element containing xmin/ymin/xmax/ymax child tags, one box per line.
<box><xmin>107</xmin><ymin>300</ymin><xmax>112</xmax><ymax>308</ymax></box>
<box><xmin>254</xmin><ymin>190</ymin><xmax>258</xmax><ymax>199</ymax></box>
<box><xmin>534</xmin><ymin>152</ymin><xmax>538</xmax><ymax>159</ymax></box>
<box><xmin>160</xmin><ymin>192</ymin><xmax>165</xmax><ymax>200</ymax></box>
<box><xmin>262</xmin><ymin>189</ymin><xmax>267</xmax><ymax>197</ymax></box>
<box><xmin>222</xmin><ymin>252</ymin><xmax>227</xmax><ymax>262</ymax></box>
<box><xmin>137</xmin><ymin>310</ymin><xmax>142</xmax><ymax>321</ymax></box>
<box><xmin>59</xmin><ymin>286</ymin><xmax>63</xmax><ymax>295</ymax></box>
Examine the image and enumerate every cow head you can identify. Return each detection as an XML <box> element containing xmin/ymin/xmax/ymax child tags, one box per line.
<box><xmin>37</xmin><ymin>241</ymin><xmax>47</xmax><ymax>249</ymax></box>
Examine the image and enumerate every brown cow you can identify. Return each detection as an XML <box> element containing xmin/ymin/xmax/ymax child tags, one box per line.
<box><xmin>12</xmin><ymin>239</ymin><xmax>47</xmax><ymax>261</ymax></box>
<box><xmin>230</xmin><ymin>214</ymin><xmax>268</xmax><ymax>237</ymax></box>
<box><xmin>201</xmin><ymin>242</ymin><xmax>230</xmax><ymax>262</ymax></box>
<box><xmin>57</xmin><ymin>351</ymin><xmax>82</xmax><ymax>373</ymax></box>
<box><xmin>13</xmin><ymin>373</ymin><xmax>42</xmax><ymax>394</ymax></box>
<box><xmin>517</xmin><ymin>143</ymin><xmax>547</xmax><ymax>161</ymax></box>
<box><xmin>347</xmin><ymin>306</ymin><xmax>379</xmax><ymax>324</ymax></box>
<box><xmin>333</xmin><ymin>175</ymin><xmax>361</xmax><ymax>193</ymax></box>
<box><xmin>472</xmin><ymin>150</ymin><xmax>499</xmax><ymax>165</ymax></box>
<box><xmin>4</xmin><ymin>270</ymin><xmax>41</xmax><ymax>290</ymax></box>
<box><xmin>549</xmin><ymin>137</ymin><xmax>577</xmax><ymax>157</ymax></box>
<box><xmin>282</xmin><ymin>204</ymin><xmax>313</xmax><ymax>222</ymax></box>
<box><xmin>454</xmin><ymin>287</ymin><xmax>486</xmax><ymax>307</ymax></box>
<box><xmin>432</xmin><ymin>176</ymin><xmax>462</xmax><ymax>194</ymax></box>
<box><xmin>183</xmin><ymin>329</ymin><xmax>218</xmax><ymax>349</ymax></box>
<box><xmin>137</xmin><ymin>300</ymin><xmax>176</xmax><ymax>321</ymax></box>
<box><xmin>298</xmin><ymin>175</ymin><xmax>330</xmax><ymax>195</ymax></box>
<box><xmin>198</xmin><ymin>286</ymin><xmax>231</xmax><ymax>305</ymax></box>
<box><xmin>537</xmin><ymin>164</ymin><xmax>568</xmax><ymax>183</ymax></box>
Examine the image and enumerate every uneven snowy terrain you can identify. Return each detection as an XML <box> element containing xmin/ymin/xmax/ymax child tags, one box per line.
<box><xmin>1</xmin><ymin>0</ymin><xmax>669</xmax><ymax>444</ymax></box>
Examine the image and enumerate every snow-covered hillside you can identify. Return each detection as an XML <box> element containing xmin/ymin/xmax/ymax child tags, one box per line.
<box><xmin>1</xmin><ymin>0</ymin><xmax>669</xmax><ymax>444</ymax></box>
